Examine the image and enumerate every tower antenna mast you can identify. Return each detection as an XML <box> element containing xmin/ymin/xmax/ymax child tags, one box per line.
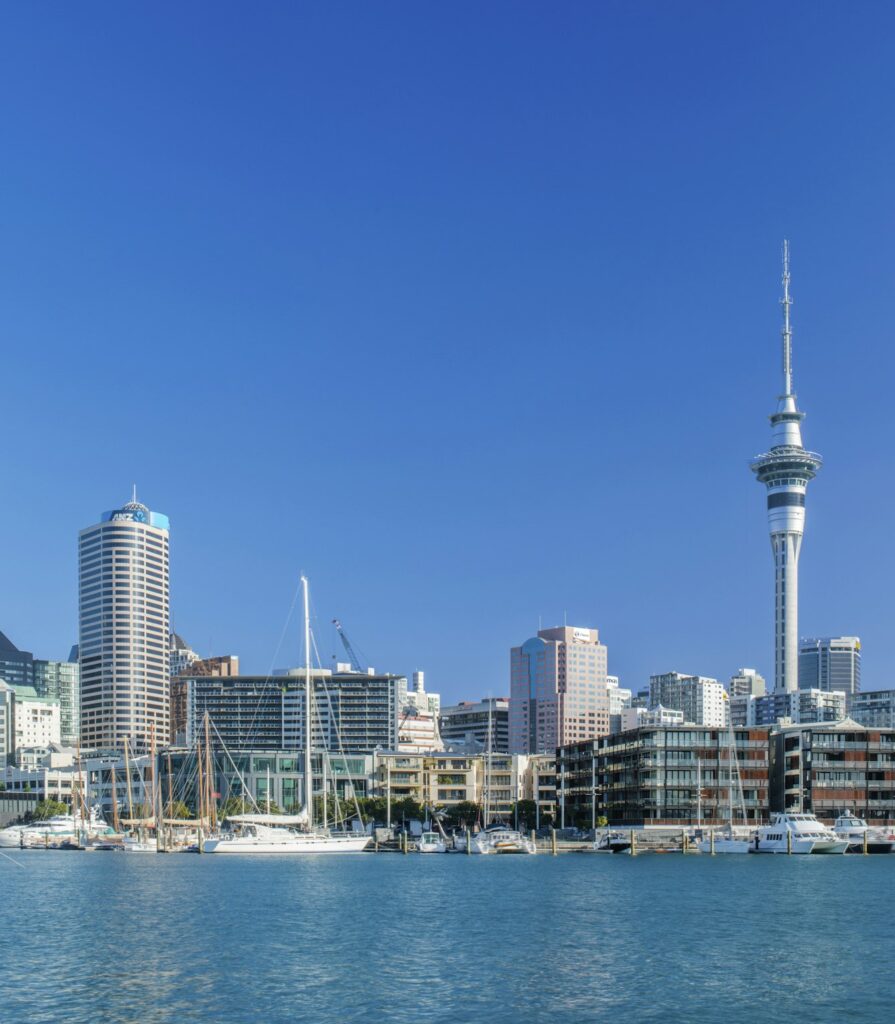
<box><xmin>781</xmin><ymin>239</ymin><xmax>793</xmax><ymax>396</ymax></box>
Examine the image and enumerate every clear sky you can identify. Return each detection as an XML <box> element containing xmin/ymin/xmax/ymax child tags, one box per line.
<box><xmin>2</xmin><ymin>2</ymin><xmax>894</xmax><ymax>700</ymax></box>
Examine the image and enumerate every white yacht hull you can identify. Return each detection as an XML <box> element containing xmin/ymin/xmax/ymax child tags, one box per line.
<box><xmin>204</xmin><ymin>833</ymin><xmax>370</xmax><ymax>854</ymax></box>
<box><xmin>697</xmin><ymin>838</ymin><xmax>752</xmax><ymax>854</ymax></box>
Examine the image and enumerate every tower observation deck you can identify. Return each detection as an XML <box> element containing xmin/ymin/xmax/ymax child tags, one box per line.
<box><xmin>750</xmin><ymin>242</ymin><xmax>822</xmax><ymax>694</ymax></box>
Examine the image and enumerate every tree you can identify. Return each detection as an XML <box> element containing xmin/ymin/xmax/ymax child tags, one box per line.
<box><xmin>513</xmin><ymin>800</ymin><xmax>538</xmax><ymax>831</ymax></box>
<box><xmin>442</xmin><ymin>801</ymin><xmax>481</xmax><ymax>829</ymax></box>
<box><xmin>26</xmin><ymin>799</ymin><xmax>69</xmax><ymax>822</ymax></box>
<box><xmin>166</xmin><ymin>801</ymin><xmax>192</xmax><ymax>820</ymax></box>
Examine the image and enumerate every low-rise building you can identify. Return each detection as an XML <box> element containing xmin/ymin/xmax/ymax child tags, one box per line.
<box><xmin>619</xmin><ymin>705</ymin><xmax>684</xmax><ymax>732</ymax></box>
<box><xmin>558</xmin><ymin>726</ymin><xmax>771</xmax><ymax>826</ymax></box>
<box><xmin>769</xmin><ymin>719</ymin><xmax>895</xmax><ymax>823</ymax></box>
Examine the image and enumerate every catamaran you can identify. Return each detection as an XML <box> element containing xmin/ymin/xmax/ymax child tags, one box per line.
<box><xmin>204</xmin><ymin>576</ymin><xmax>369</xmax><ymax>855</ymax></box>
<box><xmin>752</xmin><ymin>812</ymin><xmax>848</xmax><ymax>854</ymax></box>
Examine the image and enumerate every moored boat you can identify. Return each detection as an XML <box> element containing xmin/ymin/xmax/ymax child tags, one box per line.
<box><xmin>832</xmin><ymin>811</ymin><xmax>895</xmax><ymax>854</ymax></box>
<box><xmin>752</xmin><ymin>812</ymin><xmax>848</xmax><ymax>854</ymax></box>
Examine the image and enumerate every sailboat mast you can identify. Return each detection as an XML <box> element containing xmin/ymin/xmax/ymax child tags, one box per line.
<box><xmin>110</xmin><ymin>761</ymin><xmax>120</xmax><ymax>833</ymax></box>
<box><xmin>124</xmin><ymin>737</ymin><xmax>134</xmax><ymax>825</ymax></box>
<box><xmin>302</xmin><ymin>575</ymin><xmax>313</xmax><ymax>829</ymax></box>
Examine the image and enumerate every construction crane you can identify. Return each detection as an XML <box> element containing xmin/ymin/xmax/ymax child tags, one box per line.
<box><xmin>332</xmin><ymin>619</ymin><xmax>366</xmax><ymax>674</ymax></box>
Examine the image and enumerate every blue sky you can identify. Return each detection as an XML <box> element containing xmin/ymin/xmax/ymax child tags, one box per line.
<box><xmin>2</xmin><ymin>3</ymin><xmax>894</xmax><ymax>699</ymax></box>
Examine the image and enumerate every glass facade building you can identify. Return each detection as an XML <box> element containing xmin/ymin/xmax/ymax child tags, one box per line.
<box><xmin>798</xmin><ymin>636</ymin><xmax>861</xmax><ymax>696</ymax></box>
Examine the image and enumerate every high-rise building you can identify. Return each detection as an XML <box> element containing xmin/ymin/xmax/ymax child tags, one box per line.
<box><xmin>439</xmin><ymin>697</ymin><xmax>510</xmax><ymax>752</ymax></box>
<box><xmin>404</xmin><ymin>671</ymin><xmax>441</xmax><ymax>717</ymax></box>
<box><xmin>799</xmin><ymin>637</ymin><xmax>861</xmax><ymax>696</ymax></box>
<box><xmin>175</xmin><ymin>669</ymin><xmax>406</xmax><ymax>754</ymax></box>
<box><xmin>751</xmin><ymin>243</ymin><xmax>822</xmax><ymax>693</ymax></box>
<box><xmin>169</xmin><ymin>632</ymin><xmax>200</xmax><ymax>678</ymax></box>
<box><xmin>509</xmin><ymin>626</ymin><xmax>609</xmax><ymax>754</ymax></box>
<box><xmin>0</xmin><ymin>630</ymin><xmax>34</xmax><ymax>689</ymax></box>
<box><xmin>648</xmin><ymin>672</ymin><xmax>728</xmax><ymax>727</ymax></box>
<box><xmin>606</xmin><ymin>675</ymin><xmax>632</xmax><ymax>734</ymax></box>
<box><xmin>33</xmin><ymin>657</ymin><xmax>80</xmax><ymax>747</ymax></box>
<box><xmin>850</xmin><ymin>690</ymin><xmax>895</xmax><ymax>729</ymax></box>
<box><xmin>729</xmin><ymin>668</ymin><xmax>766</xmax><ymax>698</ymax></box>
<box><xmin>78</xmin><ymin>493</ymin><xmax>171</xmax><ymax>753</ymax></box>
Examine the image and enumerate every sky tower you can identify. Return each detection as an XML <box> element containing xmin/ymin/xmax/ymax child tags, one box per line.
<box><xmin>751</xmin><ymin>242</ymin><xmax>822</xmax><ymax>693</ymax></box>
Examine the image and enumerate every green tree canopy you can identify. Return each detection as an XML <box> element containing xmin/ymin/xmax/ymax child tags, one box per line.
<box><xmin>26</xmin><ymin>799</ymin><xmax>69</xmax><ymax>822</ymax></box>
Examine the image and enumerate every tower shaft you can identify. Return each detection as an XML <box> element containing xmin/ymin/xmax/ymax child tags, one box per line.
<box><xmin>751</xmin><ymin>242</ymin><xmax>821</xmax><ymax>694</ymax></box>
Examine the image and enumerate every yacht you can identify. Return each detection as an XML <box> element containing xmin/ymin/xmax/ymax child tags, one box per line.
<box><xmin>832</xmin><ymin>811</ymin><xmax>895</xmax><ymax>854</ymax></box>
<box><xmin>752</xmin><ymin>812</ymin><xmax>848</xmax><ymax>854</ymax></box>
<box><xmin>697</xmin><ymin>826</ymin><xmax>754</xmax><ymax>855</ymax></box>
<box><xmin>203</xmin><ymin>577</ymin><xmax>370</xmax><ymax>856</ymax></box>
<box><xmin>470</xmin><ymin>824</ymin><xmax>536</xmax><ymax>855</ymax></box>
<box><xmin>0</xmin><ymin>808</ymin><xmax>116</xmax><ymax>849</ymax></box>
<box><xmin>204</xmin><ymin>816</ymin><xmax>369</xmax><ymax>854</ymax></box>
<box><xmin>418</xmin><ymin>831</ymin><xmax>447</xmax><ymax>853</ymax></box>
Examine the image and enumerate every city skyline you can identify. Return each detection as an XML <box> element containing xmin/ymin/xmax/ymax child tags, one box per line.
<box><xmin>2</xmin><ymin>5</ymin><xmax>893</xmax><ymax>701</ymax></box>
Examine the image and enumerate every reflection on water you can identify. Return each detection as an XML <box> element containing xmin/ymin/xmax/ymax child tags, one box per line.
<box><xmin>0</xmin><ymin>853</ymin><xmax>890</xmax><ymax>1023</ymax></box>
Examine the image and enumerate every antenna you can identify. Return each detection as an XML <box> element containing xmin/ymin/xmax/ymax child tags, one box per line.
<box><xmin>132</xmin><ymin>483</ymin><xmax>138</xmax><ymax>504</ymax></box>
<box><xmin>781</xmin><ymin>239</ymin><xmax>793</xmax><ymax>396</ymax></box>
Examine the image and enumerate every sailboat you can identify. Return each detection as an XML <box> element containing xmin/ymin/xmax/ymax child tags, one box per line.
<box><xmin>697</xmin><ymin>727</ymin><xmax>754</xmax><ymax>854</ymax></box>
<box><xmin>204</xmin><ymin>576</ymin><xmax>369</xmax><ymax>855</ymax></box>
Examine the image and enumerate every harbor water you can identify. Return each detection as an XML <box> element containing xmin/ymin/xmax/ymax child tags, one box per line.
<box><xmin>0</xmin><ymin>852</ymin><xmax>892</xmax><ymax>1023</ymax></box>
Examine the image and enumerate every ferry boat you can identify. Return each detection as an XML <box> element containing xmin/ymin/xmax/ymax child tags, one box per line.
<box><xmin>470</xmin><ymin>824</ymin><xmax>536</xmax><ymax>855</ymax></box>
<box><xmin>751</xmin><ymin>812</ymin><xmax>848</xmax><ymax>854</ymax></box>
<box><xmin>832</xmin><ymin>811</ymin><xmax>895</xmax><ymax>854</ymax></box>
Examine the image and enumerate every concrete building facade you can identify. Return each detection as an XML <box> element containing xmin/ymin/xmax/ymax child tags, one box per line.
<box><xmin>439</xmin><ymin>697</ymin><xmax>509</xmax><ymax>753</ymax></box>
<box><xmin>510</xmin><ymin>626</ymin><xmax>609</xmax><ymax>754</ymax></box>
<box><xmin>79</xmin><ymin>495</ymin><xmax>171</xmax><ymax>753</ymax></box>
<box><xmin>648</xmin><ymin>672</ymin><xmax>728</xmax><ymax>727</ymax></box>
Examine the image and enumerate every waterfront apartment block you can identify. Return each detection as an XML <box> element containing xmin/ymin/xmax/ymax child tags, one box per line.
<box><xmin>769</xmin><ymin>719</ymin><xmax>895</xmax><ymax>823</ymax></box>
<box><xmin>79</xmin><ymin>496</ymin><xmax>171</xmax><ymax>753</ymax></box>
<box><xmin>849</xmin><ymin>690</ymin><xmax>895</xmax><ymax>730</ymax></box>
<box><xmin>799</xmin><ymin>636</ymin><xmax>861</xmax><ymax>696</ymax></box>
<box><xmin>557</xmin><ymin>726</ymin><xmax>771</xmax><ymax>826</ymax></box>
<box><xmin>648</xmin><ymin>672</ymin><xmax>728</xmax><ymax>727</ymax></box>
<box><xmin>173</xmin><ymin>669</ymin><xmax>406</xmax><ymax>754</ymax></box>
<box><xmin>439</xmin><ymin>697</ymin><xmax>509</xmax><ymax>753</ymax></box>
<box><xmin>509</xmin><ymin>625</ymin><xmax>610</xmax><ymax>754</ymax></box>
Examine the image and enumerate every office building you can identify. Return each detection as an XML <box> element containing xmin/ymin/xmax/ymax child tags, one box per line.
<box><xmin>751</xmin><ymin>243</ymin><xmax>822</xmax><ymax>693</ymax></box>
<box><xmin>606</xmin><ymin>676</ymin><xmax>632</xmax><ymax>734</ymax></box>
<box><xmin>729</xmin><ymin>668</ymin><xmax>766</xmax><ymax>698</ymax></box>
<box><xmin>849</xmin><ymin>690</ymin><xmax>895</xmax><ymax>730</ymax></box>
<box><xmin>739</xmin><ymin>688</ymin><xmax>847</xmax><ymax>727</ymax></box>
<box><xmin>799</xmin><ymin>637</ymin><xmax>861</xmax><ymax>696</ymax></box>
<box><xmin>509</xmin><ymin>625</ymin><xmax>610</xmax><ymax>754</ymax></box>
<box><xmin>0</xmin><ymin>630</ymin><xmax>35</xmax><ymax>689</ymax></box>
<box><xmin>169</xmin><ymin>632</ymin><xmax>200</xmax><ymax>678</ymax></box>
<box><xmin>439</xmin><ymin>697</ymin><xmax>509</xmax><ymax>753</ymax></box>
<box><xmin>79</xmin><ymin>494</ymin><xmax>171</xmax><ymax>753</ymax></box>
<box><xmin>11</xmin><ymin>686</ymin><xmax>61</xmax><ymax>755</ymax></box>
<box><xmin>33</xmin><ymin>657</ymin><xmax>80</xmax><ymax>747</ymax></box>
<box><xmin>648</xmin><ymin>672</ymin><xmax>727</xmax><ymax>727</ymax></box>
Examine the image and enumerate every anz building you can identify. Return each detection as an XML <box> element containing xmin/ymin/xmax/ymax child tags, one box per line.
<box><xmin>78</xmin><ymin>495</ymin><xmax>170</xmax><ymax>753</ymax></box>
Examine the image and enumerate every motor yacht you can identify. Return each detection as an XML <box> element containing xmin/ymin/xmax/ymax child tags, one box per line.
<box><xmin>832</xmin><ymin>811</ymin><xmax>895</xmax><ymax>854</ymax></box>
<box><xmin>752</xmin><ymin>812</ymin><xmax>848</xmax><ymax>854</ymax></box>
<box><xmin>0</xmin><ymin>808</ymin><xmax>117</xmax><ymax>849</ymax></box>
<box><xmin>418</xmin><ymin>831</ymin><xmax>447</xmax><ymax>853</ymax></box>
